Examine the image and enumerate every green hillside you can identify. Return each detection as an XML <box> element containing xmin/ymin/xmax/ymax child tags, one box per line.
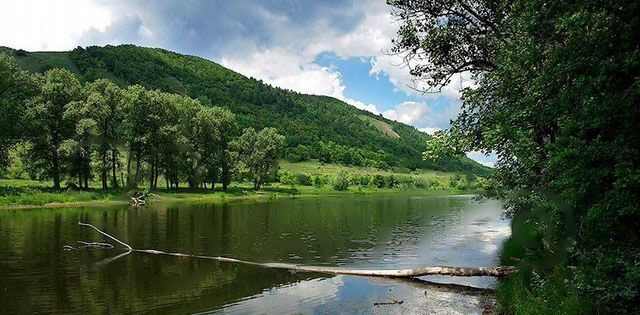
<box><xmin>0</xmin><ymin>45</ymin><xmax>489</xmax><ymax>174</ymax></box>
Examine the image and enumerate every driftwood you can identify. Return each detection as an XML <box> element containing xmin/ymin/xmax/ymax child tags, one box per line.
<box><xmin>374</xmin><ymin>300</ymin><xmax>404</xmax><ymax>306</ymax></box>
<box><xmin>75</xmin><ymin>221</ymin><xmax>517</xmax><ymax>278</ymax></box>
<box><xmin>78</xmin><ymin>222</ymin><xmax>132</xmax><ymax>250</ymax></box>
<box><xmin>77</xmin><ymin>241</ymin><xmax>114</xmax><ymax>249</ymax></box>
<box><xmin>130</xmin><ymin>196</ymin><xmax>146</xmax><ymax>207</ymax></box>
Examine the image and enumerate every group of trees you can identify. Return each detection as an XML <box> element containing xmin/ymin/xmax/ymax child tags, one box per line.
<box><xmin>0</xmin><ymin>54</ymin><xmax>284</xmax><ymax>191</ymax></box>
<box><xmin>65</xmin><ymin>45</ymin><xmax>489</xmax><ymax>174</ymax></box>
<box><xmin>285</xmin><ymin>141</ymin><xmax>393</xmax><ymax>169</ymax></box>
<box><xmin>277</xmin><ymin>168</ymin><xmax>478</xmax><ymax>192</ymax></box>
<box><xmin>389</xmin><ymin>0</ymin><xmax>640</xmax><ymax>312</ymax></box>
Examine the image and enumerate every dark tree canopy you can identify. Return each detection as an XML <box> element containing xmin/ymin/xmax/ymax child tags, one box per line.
<box><xmin>390</xmin><ymin>0</ymin><xmax>640</xmax><ymax>312</ymax></box>
<box><xmin>388</xmin><ymin>0</ymin><xmax>509</xmax><ymax>91</ymax></box>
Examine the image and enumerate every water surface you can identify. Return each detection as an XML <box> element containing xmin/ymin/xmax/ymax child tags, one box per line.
<box><xmin>0</xmin><ymin>194</ymin><xmax>509</xmax><ymax>314</ymax></box>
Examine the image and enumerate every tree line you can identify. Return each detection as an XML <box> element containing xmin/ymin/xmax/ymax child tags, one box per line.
<box><xmin>0</xmin><ymin>53</ymin><xmax>284</xmax><ymax>191</ymax></box>
<box><xmin>388</xmin><ymin>0</ymin><xmax>640</xmax><ymax>312</ymax></box>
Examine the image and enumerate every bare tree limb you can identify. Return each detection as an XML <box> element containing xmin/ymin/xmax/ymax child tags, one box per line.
<box><xmin>78</xmin><ymin>221</ymin><xmax>132</xmax><ymax>250</ymax></box>
<box><xmin>76</xmin><ymin>222</ymin><xmax>517</xmax><ymax>278</ymax></box>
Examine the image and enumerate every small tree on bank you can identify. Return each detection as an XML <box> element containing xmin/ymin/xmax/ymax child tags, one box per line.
<box><xmin>234</xmin><ymin>127</ymin><xmax>285</xmax><ymax>190</ymax></box>
<box><xmin>332</xmin><ymin>170</ymin><xmax>349</xmax><ymax>191</ymax></box>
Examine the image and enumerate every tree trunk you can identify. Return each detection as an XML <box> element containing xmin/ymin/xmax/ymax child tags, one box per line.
<box><xmin>133</xmin><ymin>152</ymin><xmax>142</xmax><ymax>188</ymax></box>
<box><xmin>78</xmin><ymin>221</ymin><xmax>518</xmax><ymax>278</ymax></box>
<box><xmin>126</xmin><ymin>149</ymin><xmax>132</xmax><ymax>188</ymax></box>
<box><xmin>52</xmin><ymin>153</ymin><xmax>61</xmax><ymax>190</ymax></box>
<box><xmin>149</xmin><ymin>157</ymin><xmax>155</xmax><ymax>190</ymax></box>
<box><xmin>210</xmin><ymin>166</ymin><xmax>218</xmax><ymax>191</ymax></box>
<box><xmin>101</xmin><ymin>153</ymin><xmax>108</xmax><ymax>190</ymax></box>
<box><xmin>222</xmin><ymin>164</ymin><xmax>230</xmax><ymax>190</ymax></box>
<box><xmin>102</xmin><ymin>169</ymin><xmax>108</xmax><ymax>190</ymax></box>
<box><xmin>153</xmin><ymin>162</ymin><xmax>159</xmax><ymax>190</ymax></box>
<box><xmin>112</xmin><ymin>150</ymin><xmax>118</xmax><ymax>189</ymax></box>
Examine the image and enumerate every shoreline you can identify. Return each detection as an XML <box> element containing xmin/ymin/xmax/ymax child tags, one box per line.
<box><xmin>0</xmin><ymin>188</ymin><xmax>481</xmax><ymax>210</ymax></box>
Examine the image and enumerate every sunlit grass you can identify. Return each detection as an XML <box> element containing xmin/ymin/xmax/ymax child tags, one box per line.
<box><xmin>0</xmin><ymin>161</ymin><xmax>482</xmax><ymax>207</ymax></box>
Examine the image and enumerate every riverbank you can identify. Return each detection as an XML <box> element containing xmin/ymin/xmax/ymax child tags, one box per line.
<box><xmin>0</xmin><ymin>179</ymin><xmax>481</xmax><ymax>210</ymax></box>
<box><xmin>495</xmin><ymin>236</ymin><xmax>589</xmax><ymax>313</ymax></box>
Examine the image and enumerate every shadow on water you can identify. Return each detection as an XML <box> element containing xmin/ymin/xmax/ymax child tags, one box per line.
<box><xmin>0</xmin><ymin>194</ymin><xmax>508</xmax><ymax>314</ymax></box>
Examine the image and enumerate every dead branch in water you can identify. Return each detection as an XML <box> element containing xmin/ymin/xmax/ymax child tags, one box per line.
<box><xmin>374</xmin><ymin>300</ymin><xmax>404</xmax><ymax>306</ymax></box>
<box><xmin>75</xmin><ymin>221</ymin><xmax>517</xmax><ymax>278</ymax></box>
<box><xmin>77</xmin><ymin>241</ymin><xmax>114</xmax><ymax>249</ymax></box>
<box><xmin>77</xmin><ymin>221</ymin><xmax>132</xmax><ymax>250</ymax></box>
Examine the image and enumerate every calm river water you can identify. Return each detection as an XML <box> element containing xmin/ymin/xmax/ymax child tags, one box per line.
<box><xmin>0</xmin><ymin>194</ymin><xmax>509</xmax><ymax>314</ymax></box>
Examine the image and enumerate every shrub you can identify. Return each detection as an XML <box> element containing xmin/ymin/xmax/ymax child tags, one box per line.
<box><xmin>371</xmin><ymin>174</ymin><xmax>385</xmax><ymax>188</ymax></box>
<box><xmin>384</xmin><ymin>174</ymin><xmax>399</xmax><ymax>188</ymax></box>
<box><xmin>350</xmin><ymin>174</ymin><xmax>371</xmax><ymax>186</ymax></box>
<box><xmin>332</xmin><ymin>170</ymin><xmax>349</xmax><ymax>191</ymax></box>
<box><xmin>277</xmin><ymin>169</ymin><xmax>296</xmax><ymax>187</ymax></box>
<box><xmin>312</xmin><ymin>174</ymin><xmax>328</xmax><ymax>189</ymax></box>
<box><xmin>295</xmin><ymin>173</ymin><xmax>312</xmax><ymax>186</ymax></box>
<box><xmin>414</xmin><ymin>177</ymin><xmax>428</xmax><ymax>189</ymax></box>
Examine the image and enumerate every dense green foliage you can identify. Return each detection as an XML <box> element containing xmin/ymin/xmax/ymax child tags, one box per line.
<box><xmin>0</xmin><ymin>54</ymin><xmax>37</xmax><ymax>171</ymax></box>
<box><xmin>275</xmin><ymin>161</ymin><xmax>481</xmax><ymax>192</ymax></box>
<box><xmin>0</xmin><ymin>44</ymin><xmax>488</xmax><ymax>174</ymax></box>
<box><xmin>389</xmin><ymin>0</ymin><xmax>640</xmax><ymax>312</ymax></box>
<box><xmin>331</xmin><ymin>170</ymin><xmax>350</xmax><ymax>191</ymax></box>
<box><xmin>233</xmin><ymin>127</ymin><xmax>285</xmax><ymax>189</ymax></box>
<box><xmin>0</xmin><ymin>53</ymin><xmax>286</xmax><ymax>191</ymax></box>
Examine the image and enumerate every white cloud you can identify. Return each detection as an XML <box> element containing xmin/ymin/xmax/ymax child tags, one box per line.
<box><xmin>221</xmin><ymin>48</ymin><xmax>382</xmax><ymax>114</ymax></box>
<box><xmin>0</xmin><ymin>0</ymin><xmax>112</xmax><ymax>51</ymax></box>
<box><xmin>344</xmin><ymin>98</ymin><xmax>380</xmax><ymax>115</ymax></box>
<box><xmin>419</xmin><ymin>127</ymin><xmax>441</xmax><ymax>135</ymax></box>
<box><xmin>382</xmin><ymin>101</ymin><xmax>460</xmax><ymax>130</ymax></box>
<box><xmin>466</xmin><ymin>151</ymin><xmax>497</xmax><ymax>167</ymax></box>
<box><xmin>370</xmin><ymin>54</ymin><xmax>475</xmax><ymax>100</ymax></box>
<box><xmin>303</xmin><ymin>1</ymin><xmax>397</xmax><ymax>59</ymax></box>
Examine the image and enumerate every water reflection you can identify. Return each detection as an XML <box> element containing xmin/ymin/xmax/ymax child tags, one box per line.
<box><xmin>0</xmin><ymin>195</ymin><xmax>508</xmax><ymax>314</ymax></box>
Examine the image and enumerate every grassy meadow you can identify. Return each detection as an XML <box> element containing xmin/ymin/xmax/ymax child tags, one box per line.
<box><xmin>0</xmin><ymin>160</ymin><xmax>485</xmax><ymax>208</ymax></box>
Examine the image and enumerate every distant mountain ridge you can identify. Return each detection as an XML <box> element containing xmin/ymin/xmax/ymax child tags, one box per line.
<box><xmin>0</xmin><ymin>45</ymin><xmax>489</xmax><ymax>174</ymax></box>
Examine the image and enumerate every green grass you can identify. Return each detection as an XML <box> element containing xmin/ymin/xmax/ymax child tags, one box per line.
<box><xmin>280</xmin><ymin>159</ymin><xmax>462</xmax><ymax>178</ymax></box>
<box><xmin>10</xmin><ymin>51</ymin><xmax>78</xmax><ymax>73</ymax></box>
<box><xmin>0</xmin><ymin>161</ymin><xmax>482</xmax><ymax>208</ymax></box>
<box><xmin>279</xmin><ymin>160</ymin><xmax>480</xmax><ymax>190</ymax></box>
<box><xmin>0</xmin><ymin>179</ymin><xmax>121</xmax><ymax>206</ymax></box>
<box><xmin>357</xmin><ymin>115</ymin><xmax>400</xmax><ymax>138</ymax></box>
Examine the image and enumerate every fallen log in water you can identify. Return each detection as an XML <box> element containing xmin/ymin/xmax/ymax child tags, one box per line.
<box><xmin>75</xmin><ymin>221</ymin><xmax>517</xmax><ymax>278</ymax></box>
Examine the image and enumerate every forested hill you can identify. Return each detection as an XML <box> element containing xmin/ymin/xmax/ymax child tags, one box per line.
<box><xmin>0</xmin><ymin>45</ymin><xmax>488</xmax><ymax>174</ymax></box>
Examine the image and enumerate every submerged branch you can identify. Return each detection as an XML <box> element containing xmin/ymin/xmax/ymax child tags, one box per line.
<box><xmin>78</xmin><ymin>222</ymin><xmax>132</xmax><ymax>250</ymax></box>
<box><xmin>76</xmin><ymin>221</ymin><xmax>516</xmax><ymax>278</ymax></box>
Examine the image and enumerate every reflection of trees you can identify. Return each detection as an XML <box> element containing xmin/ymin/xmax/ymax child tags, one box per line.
<box><xmin>0</xmin><ymin>195</ymin><xmax>487</xmax><ymax>313</ymax></box>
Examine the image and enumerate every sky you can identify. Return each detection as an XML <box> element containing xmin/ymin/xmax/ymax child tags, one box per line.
<box><xmin>0</xmin><ymin>0</ymin><xmax>496</xmax><ymax>166</ymax></box>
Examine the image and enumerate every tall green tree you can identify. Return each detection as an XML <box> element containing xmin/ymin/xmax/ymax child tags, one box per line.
<box><xmin>389</xmin><ymin>0</ymin><xmax>640</xmax><ymax>311</ymax></box>
<box><xmin>158</xmin><ymin>93</ymin><xmax>202</xmax><ymax>190</ymax></box>
<box><xmin>25</xmin><ymin>68</ymin><xmax>83</xmax><ymax>189</ymax></box>
<box><xmin>121</xmin><ymin>85</ymin><xmax>155</xmax><ymax>188</ymax></box>
<box><xmin>234</xmin><ymin>127</ymin><xmax>285</xmax><ymax>190</ymax></box>
<box><xmin>194</xmin><ymin>106</ymin><xmax>237</xmax><ymax>190</ymax></box>
<box><xmin>57</xmin><ymin>116</ymin><xmax>95</xmax><ymax>189</ymax></box>
<box><xmin>0</xmin><ymin>54</ymin><xmax>37</xmax><ymax>173</ymax></box>
<box><xmin>85</xmin><ymin>79</ymin><xmax>124</xmax><ymax>189</ymax></box>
